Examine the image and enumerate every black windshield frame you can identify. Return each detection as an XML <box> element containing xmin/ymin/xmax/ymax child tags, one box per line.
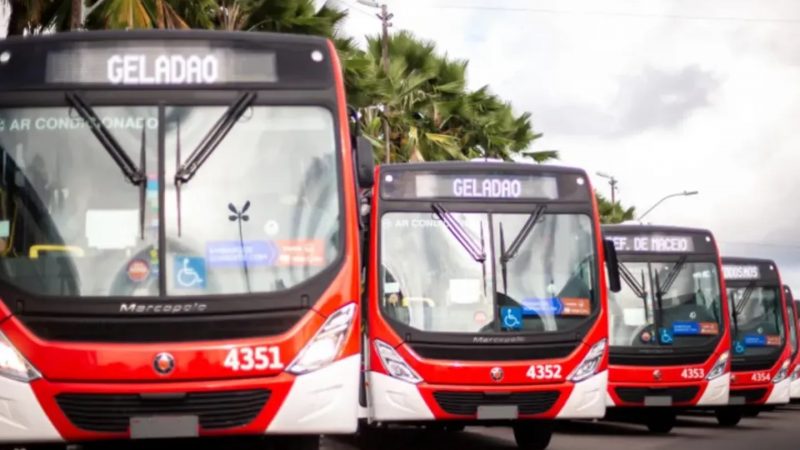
<box><xmin>0</xmin><ymin>88</ymin><xmax>348</xmax><ymax>316</ymax></box>
<box><xmin>376</xmin><ymin>194</ymin><xmax>602</xmax><ymax>345</ymax></box>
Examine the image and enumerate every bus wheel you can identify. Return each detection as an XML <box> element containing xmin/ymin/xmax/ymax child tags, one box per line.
<box><xmin>277</xmin><ymin>435</ymin><xmax>321</xmax><ymax>450</ymax></box>
<box><xmin>742</xmin><ymin>407</ymin><xmax>760</xmax><ymax>418</ymax></box>
<box><xmin>645</xmin><ymin>410</ymin><xmax>676</xmax><ymax>434</ymax></box>
<box><xmin>715</xmin><ymin>408</ymin><xmax>742</xmax><ymax>427</ymax></box>
<box><xmin>513</xmin><ymin>421</ymin><xmax>554</xmax><ymax>450</ymax></box>
<box><xmin>445</xmin><ymin>424</ymin><xmax>466</xmax><ymax>432</ymax></box>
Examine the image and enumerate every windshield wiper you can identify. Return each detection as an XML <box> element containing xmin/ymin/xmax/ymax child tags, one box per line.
<box><xmin>658</xmin><ymin>255</ymin><xmax>687</xmax><ymax>295</ymax></box>
<box><xmin>618</xmin><ymin>263</ymin><xmax>651</xmax><ymax>325</ymax></box>
<box><xmin>500</xmin><ymin>205</ymin><xmax>546</xmax><ymax>264</ymax></box>
<box><xmin>65</xmin><ymin>92</ymin><xmax>147</xmax><ymax>238</ymax></box>
<box><xmin>431</xmin><ymin>203</ymin><xmax>486</xmax><ymax>263</ymax></box>
<box><xmin>174</xmin><ymin>91</ymin><xmax>256</xmax><ymax>185</ymax></box>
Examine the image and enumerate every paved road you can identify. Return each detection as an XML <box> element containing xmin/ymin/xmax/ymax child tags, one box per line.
<box><xmin>325</xmin><ymin>404</ymin><xmax>800</xmax><ymax>450</ymax></box>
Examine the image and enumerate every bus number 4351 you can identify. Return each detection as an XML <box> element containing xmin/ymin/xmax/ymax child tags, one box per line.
<box><xmin>223</xmin><ymin>347</ymin><xmax>283</xmax><ymax>371</ymax></box>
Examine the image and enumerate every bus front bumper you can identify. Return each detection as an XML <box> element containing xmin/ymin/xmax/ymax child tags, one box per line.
<box><xmin>0</xmin><ymin>355</ymin><xmax>359</xmax><ymax>444</ymax></box>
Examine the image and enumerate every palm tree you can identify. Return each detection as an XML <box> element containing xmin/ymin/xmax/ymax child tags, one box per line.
<box><xmin>596</xmin><ymin>192</ymin><xmax>636</xmax><ymax>224</ymax></box>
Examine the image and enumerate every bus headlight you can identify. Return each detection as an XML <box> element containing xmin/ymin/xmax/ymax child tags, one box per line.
<box><xmin>791</xmin><ymin>365</ymin><xmax>800</xmax><ymax>382</ymax></box>
<box><xmin>286</xmin><ymin>303</ymin><xmax>356</xmax><ymax>375</ymax></box>
<box><xmin>568</xmin><ymin>339</ymin><xmax>607</xmax><ymax>383</ymax></box>
<box><xmin>375</xmin><ymin>340</ymin><xmax>422</xmax><ymax>384</ymax></box>
<box><xmin>706</xmin><ymin>351</ymin><xmax>730</xmax><ymax>381</ymax></box>
<box><xmin>773</xmin><ymin>360</ymin><xmax>790</xmax><ymax>384</ymax></box>
<box><xmin>0</xmin><ymin>331</ymin><xmax>40</xmax><ymax>383</ymax></box>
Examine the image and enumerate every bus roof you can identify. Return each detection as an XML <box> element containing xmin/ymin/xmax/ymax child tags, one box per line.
<box><xmin>0</xmin><ymin>30</ymin><xmax>333</xmax><ymax>91</ymax></box>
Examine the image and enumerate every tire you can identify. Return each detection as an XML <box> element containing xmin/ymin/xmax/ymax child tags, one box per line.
<box><xmin>645</xmin><ymin>410</ymin><xmax>676</xmax><ymax>434</ymax></box>
<box><xmin>715</xmin><ymin>408</ymin><xmax>742</xmax><ymax>427</ymax></box>
<box><xmin>445</xmin><ymin>424</ymin><xmax>466</xmax><ymax>432</ymax></box>
<box><xmin>277</xmin><ymin>435</ymin><xmax>321</xmax><ymax>450</ymax></box>
<box><xmin>357</xmin><ymin>423</ymin><xmax>383</xmax><ymax>450</ymax></box>
<box><xmin>742</xmin><ymin>407</ymin><xmax>760</xmax><ymax>418</ymax></box>
<box><xmin>513</xmin><ymin>421</ymin><xmax>554</xmax><ymax>450</ymax></box>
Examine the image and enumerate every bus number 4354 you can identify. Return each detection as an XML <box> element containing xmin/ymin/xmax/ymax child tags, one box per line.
<box><xmin>223</xmin><ymin>347</ymin><xmax>283</xmax><ymax>371</ymax></box>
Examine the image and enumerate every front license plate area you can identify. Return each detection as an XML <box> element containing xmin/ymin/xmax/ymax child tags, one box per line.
<box><xmin>130</xmin><ymin>416</ymin><xmax>199</xmax><ymax>439</ymax></box>
<box><xmin>477</xmin><ymin>405</ymin><xmax>519</xmax><ymax>420</ymax></box>
<box><xmin>644</xmin><ymin>396</ymin><xmax>672</xmax><ymax>407</ymax></box>
<box><xmin>729</xmin><ymin>396</ymin><xmax>746</xmax><ymax>406</ymax></box>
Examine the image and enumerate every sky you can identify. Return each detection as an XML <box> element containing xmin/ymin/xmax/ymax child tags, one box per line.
<box><xmin>2</xmin><ymin>0</ymin><xmax>800</xmax><ymax>287</ymax></box>
<box><xmin>333</xmin><ymin>0</ymin><xmax>800</xmax><ymax>288</ymax></box>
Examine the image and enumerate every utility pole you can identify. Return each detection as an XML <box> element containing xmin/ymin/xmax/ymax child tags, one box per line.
<box><xmin>358</xmin><ymin>0</ymin><xmax>393</xmax><ymax>163</ymax></box>
<box><xmin>596</xmin><ymin>172</ymin><xmax>618</xmax><ymax>205</ymax></box>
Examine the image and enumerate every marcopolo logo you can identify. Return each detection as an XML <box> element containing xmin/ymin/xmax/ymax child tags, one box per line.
<box><xmin>119</xmin><ymin>302</ymin><xmax>208</xmax><ymax>314</ymax></box>
<box><xmin>107</xmin><ymin>54</ymin><xmax>220</xmax><ymax>85</ymax></box>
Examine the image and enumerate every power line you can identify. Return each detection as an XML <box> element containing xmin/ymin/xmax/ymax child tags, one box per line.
<box><xmin>398</xmin><ymin>2</ymin><xmax>800</xmax><ymax>25</ymax></box>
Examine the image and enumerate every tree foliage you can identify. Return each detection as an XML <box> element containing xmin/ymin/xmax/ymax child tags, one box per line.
<box><xmin>596</xmin><ymin>191</ymin><xmax>636</xmax><ymax>224</ymax></box>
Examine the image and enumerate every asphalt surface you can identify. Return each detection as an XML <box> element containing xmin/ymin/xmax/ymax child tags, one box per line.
<box><xmin>9</xmin><ymin>405</ymin><xmax>800</xmax><ymax>450</ymax></box>
<box><xmin>325</xmin><ymin>404</ymin><xmax>800</xmax><ymax>450</ymax></box>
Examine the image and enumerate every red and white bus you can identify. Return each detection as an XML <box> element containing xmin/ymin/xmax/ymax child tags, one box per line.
<box><xmin>603</xmin><ymin>224</ymin><xmax>731</xmax><ymax>432</ymax></box>
<box><xmin>720</xmin><ymin>257</ymin><xmax>791</xmax><ymax>419</ymax></box>
<box><xmin>0</xmin><ymin>31</ymin><xmax>373</xmax><ymax>448</ymax></box>
<box><xmin>783</xmin><ymin>285</ymin><xmax>800</xmax><ymax>399</ymax></box>
<box><xmin>363</xmin><ymin>162</ymin><xmax>621</xmax><ymax>449</ymax></box>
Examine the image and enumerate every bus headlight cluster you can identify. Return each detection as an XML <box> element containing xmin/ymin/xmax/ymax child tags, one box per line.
<box><xmin>286</xmin><ymin>303</ymin><xmax>356</xmax><ymax>375</ymax></box>
<box><xmin>0</xmin><ymin>331</ymin><xmax>40</xmax><ymax>383</ymax></box>
<box><xmin>375</xmin><ymin>340</ymin><xmax>423</xmax><ymax>384</ymax></box>
<box><xmin>791</xmin><ymin>365</ymin><xmax>800</xmax><ymax>382</ymax></box>
<box><xmin>706</xmin><ymin>351</ymin><xmax>730</xmax><ymax>381</ymax></box>
<box><xmin>773</xmin><ymin>360</ymin><xmax>790</xmax><ymax>384</ymax></box>
<box><xmin>568</xmin><ymin>339</ymin><xmax>607</xmax><ymax>383</ymax></box>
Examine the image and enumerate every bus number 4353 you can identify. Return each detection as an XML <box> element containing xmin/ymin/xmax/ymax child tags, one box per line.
<box><xmin>223</xmin><ymin>347</ymin><xmax>283</xmax><ymax>371</ymax></box>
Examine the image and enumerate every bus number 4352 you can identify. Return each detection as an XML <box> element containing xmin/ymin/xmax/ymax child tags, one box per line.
<box><xmin>223</xmin><ymin>347</ymin><xmax>283</xmax><ymax>372</ymax></box>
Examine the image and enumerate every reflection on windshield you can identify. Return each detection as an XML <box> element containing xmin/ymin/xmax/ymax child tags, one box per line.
<box><xmin>609</xmin><ymin>261</ymin><xmax>722</xmax><ymax>347</ymax></box>
<box><xmin>728</xmin><ymin>286</ymin><xmax>784</xmax><ymax>357</ymax></box>
<box><xmin>379</xmin><ymin>211</ymin><xmax>595</xmax><ymax>334</ymax></box>
<box><xmin>0</xmin><ymin>106</ymin><xmax>159</xmax><ymax>296</ymax></box>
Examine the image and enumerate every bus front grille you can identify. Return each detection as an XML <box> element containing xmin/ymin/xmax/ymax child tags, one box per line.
<box><xmin>615</xmin><ymin>386</ymin><xmax>700</xmax><ymax>404</ymax></box>
<box><xmin>432</xmin><ymin>391</ymin><xmax>560</xmax><ymax>416</ymax></box>
<box><xmin>56</xmin><ymin>390</ymin><xmax>270</xmax><ymax>433</ymax></box>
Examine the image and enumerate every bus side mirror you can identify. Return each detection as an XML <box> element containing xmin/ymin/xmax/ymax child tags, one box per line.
<box><xmin>355</xmin><ymin>136</ymin><xmax>375</xmax><ymax>189</ymax></box>
<box><xmin>603</xmin><ymin>239</ymin><xmax>622</xmax><ymax>293</ymax></box>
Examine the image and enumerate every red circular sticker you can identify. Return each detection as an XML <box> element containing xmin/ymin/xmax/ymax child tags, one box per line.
<box><xmin>641</xmin><ymin>331</ymin><xmax>652</xmax><ymax>343</ymax></box>
<box><xmin>128</xmin><ymin>259</ymin><xmax>150</xmax><ymax>282</ymax></box>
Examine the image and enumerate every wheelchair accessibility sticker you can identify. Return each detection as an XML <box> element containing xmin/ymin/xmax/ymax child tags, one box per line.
<box><xmin>659</xmin><ymin>328</ymin><xmax>674</xmax><ymax>345</ymax></box>
<box><xmin>175</xmin><ymin>256</ymin><xmax>206</xmax><ymax>289</ymax></box>
<box><xmin>501</xmin><ymin>307</ymin><xmax>523</xmax><ymax>331</ymax></box>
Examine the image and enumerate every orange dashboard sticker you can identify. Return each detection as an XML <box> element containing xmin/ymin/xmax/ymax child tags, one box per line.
<box><xmin>560</xmin><ymin>298</ymin><xmax>591</xmax><ymax>316</ymax></box>
<box><xmin>766</xmin><ymin>335</ymin><xmax>782</xmax><ymax>346</ymax></box>
<box><xmin>276</xmin><ymin>240</ymin><xmax>325</xmax><ymax>267</ymax></box>
<box><xmin>699</xmin><ymin>322</ymin><xmax>720</xmax><ymax>335</ymax></box>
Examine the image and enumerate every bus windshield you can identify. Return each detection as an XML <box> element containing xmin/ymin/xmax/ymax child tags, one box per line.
<box><xmin>786</xmin><ymin>298</ymin><xmax>798</xmax><ymax>358</ymax></box>
<box><xmin>380</xmin><ymin>210</ymin><xmax>595</xmax><ymax>334</ymax></box>
<box><xmin>609</xmin><ymin>261</ymin><xmax>723</xmax><ymax>347</ymax></box>
<box><xmin>0</xmin><ymin>105</ymin><xmax>340</xmax><ymax>297</ymax></box>
<box><xmin>728</xmin><ymin>286</ymin><xmax>785</xmax><ymax>357</ymax></box>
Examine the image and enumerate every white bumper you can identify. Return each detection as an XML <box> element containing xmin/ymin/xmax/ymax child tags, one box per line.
<box><xmin>791</xmin><ymin>378</ymin><xmax>800</xmax><ymax>399</ymax></box>
<box><xmin>556</xmin><ymin>370</ymin><xmax>607</xmax><ymax>419</ymax></box>
<box><xmin>0</xmin><ymin>378</ymin><xmax>62</xmax><ymax>443</ymax></box>
<box><xmin>696</xmin><ymin>374</ymin><xmax>731</xmax><ymax>406</ymax></box>
<box><xmin>367</xmin><ymin>371</ymin><xmax>434</xmax><ymax>422</ymax></box>
<box><xmin>267</xmin><ymin>355</ymin><xmax>359</xmax><ymax>434</ymax></box>
<box><xmin>766</xmin><ymin>378</ymin><xmax>791</xmax><ymax>405</ymax></box>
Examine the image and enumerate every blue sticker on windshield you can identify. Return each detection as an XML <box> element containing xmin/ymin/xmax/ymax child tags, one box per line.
<box><xmin>501</xmin><ymin>307</ymin><xmax>523</xmax><ymax>331</ymax></box>
<box><xmin>734</xmin><ymin>341</ymin><xmax>746</xmax><ymax>355</ymax></box>
<box><xmin>206</xmin><ymin>240</ymin><xmax>278</xmax><ymax>268</ymax></box>
<box><xmin>672</xmin><ymin>321</ymin><xmax>701</xmax><ymax>336</ymax></box>
<box><xmin>520</xmin><ymin>297</ymin><xmax>564</xmax><ymax>316</ymax></box>
<box><xmin>174</xmin><ymin>256</ymin><xmax>206</xmax><ymax>289</ymax></box>
<box><xmin>659</xmin><ymin>328</ymin><xmax>674</xmax><ymax>345</ymax></box>
<box><xmin>744</xmin><ymin>334</ymin><xmax>767</xmax><ymax>347</ymax></box>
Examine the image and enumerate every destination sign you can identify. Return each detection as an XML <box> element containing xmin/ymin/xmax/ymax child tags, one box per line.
<box><xmin>607</xmin><ymin>234</ymin><xmax>695</xmax><ymax>253</ymax></box>
<box><xmin>45</xmin><ymin>45</ymin><xmax>278</xmax><ymax>85</ymax></box>
<box><xmin>723</xmin><ymin>264</ymin><xmax>761</xmax><ymax>280</ymax></box>
<box><xmin>382</xmin><ymin>172</ymin><xmax>560</xmax><ymax>200</ymax></box>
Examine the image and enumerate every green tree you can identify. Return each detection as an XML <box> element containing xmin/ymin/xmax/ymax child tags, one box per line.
<box><xmin>596</xmin><ymin>191</ymin><xmax>636</xmax><ymax>224</ymax></box>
